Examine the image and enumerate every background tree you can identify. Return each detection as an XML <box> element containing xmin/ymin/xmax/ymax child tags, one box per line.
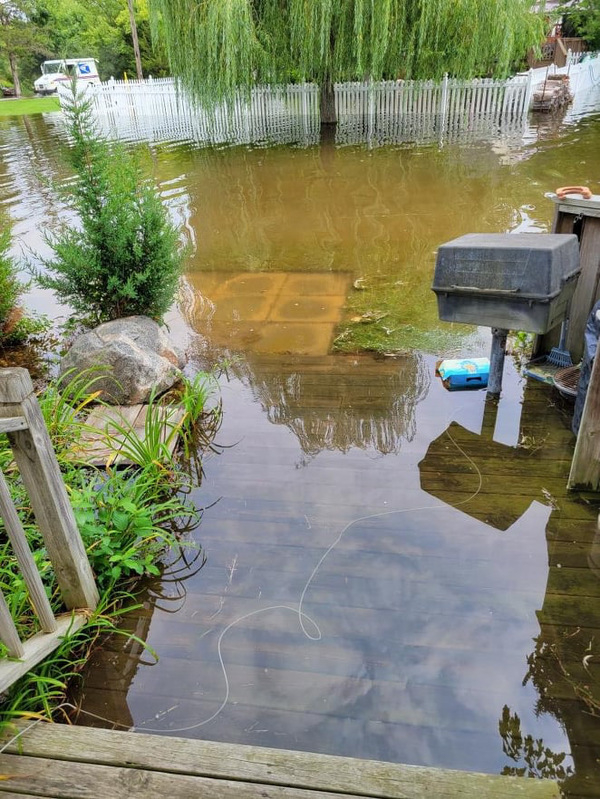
<box><xmin>148</xmin><ymin>0</ymin><xmax>545</xmax><ymax>124</ymax></box>
<box><xmin>126</xmin><ymin>0</ymin><xmax>143</xmax><ymax>79</ymax></box>
<box><xmin>33</xmin><ymin>0</ymin><xmax>168</xmax><ymax>82</ymax></box>
<box><xmin>0</xmin><ymin>0</ymin><xmax>48</xmax><ymax>96</ymax></box>
<box><xmin>560</xmin><ymin>1</ymin><xmax>600</xmax><ymax>48</ymax></box>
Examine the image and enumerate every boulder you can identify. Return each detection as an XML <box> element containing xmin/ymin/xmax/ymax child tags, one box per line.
<box><xmin>59</xmin><ymin>316</ymin><xmax>186</xmax><ymax>405</ymax></box>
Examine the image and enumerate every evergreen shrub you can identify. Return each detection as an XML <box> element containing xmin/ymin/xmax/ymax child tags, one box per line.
<box><xmin>36</xmin><ymin>84</ymin><xmax>184</xmax><ymax>324</ymax></box>
<box><xmin>0</xmin><ymin>223</ymin><xmax>44</xmax><ymax>346</ymax></box>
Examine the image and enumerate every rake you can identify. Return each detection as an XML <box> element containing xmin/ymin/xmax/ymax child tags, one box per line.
<box><xmin>547</xmin><ymin>317</ymin><xmax>573</xmax><ymax>368</ymax></box>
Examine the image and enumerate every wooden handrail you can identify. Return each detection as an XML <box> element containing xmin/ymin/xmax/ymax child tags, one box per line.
<box><xmin>0</xmin><ymin>368</ymin><xmax>98</xmax><ymax>610</ymax></box>
<box><xmin>0</xmin><ymin>367</ymin><xmax>98</xmax><ymax>694</ymax></box>
<box><xmin>0</xmin><ymin>469</ymin><xmax>58</xmax><ymax>634</ymax></box>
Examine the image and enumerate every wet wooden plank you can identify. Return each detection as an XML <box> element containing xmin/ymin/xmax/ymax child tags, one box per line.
<box><xmin>542</xmin><ymin>567</ymin><xmax>600</xmax><ymax>597</ymax></box>
<box><xmin>68</xmin><ymin>686</ymin><xmax>508</xmax><ymax>756</ymax></box>
<box><xmin>1</xmin><ymin>725</ymin><xmax>560</xmax><ymax>798</ymax></box>
<box><xmin>537</xmin><ymin>592</ymin><xmax>600</xmax><ymax>628</ymax></box>
<box><xmin>0</xmin><ymin>754</ymin><xmax>372</xmax><ymax>799</ymax></box>
<box><xmin>72</xmin><ymin>405</ymin><xmax>141</xmax><ymax>464</ymax></box>
<box><xmin>567</xmin><ymin>215</ymin><xmax>600</xmax><ymax>361</ymax></box>
<box><xmin>82</xmin><ymin>633</ymin><xmax>525</xmax><ymax>692</ymax></box>
<box><xmin>99</xmin><ymin>619</ymin><xmax>527</xmax><ymax>673</ymax></box>
<box><xmin>214</xmin><ymin>449</ymin><xmax>575</xmax><ymax>478</ymax></box>
<box><xmin>206</xmin><ymin>460</ymin><xmax>578</xmax><ymax>498</ymax></box>
<box><xmin>199</xmin><ymin>487</ymin><xmax>594</xmax><ymax>525</ymax></box>
<box><xmin>125</xmin><ymin>595</ymin><xmax>544</xmax><ymax>657</ymax></box>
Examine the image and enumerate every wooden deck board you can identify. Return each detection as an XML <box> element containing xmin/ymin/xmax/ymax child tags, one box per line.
<box><xmin>0</xmin><ymin>724</ymin><xmax>560</xmax><ymax>798</ymax></box>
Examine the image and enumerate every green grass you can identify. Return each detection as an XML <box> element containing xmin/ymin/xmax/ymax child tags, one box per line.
<box><xmin>0</xmin><ymin>96</ymin><xmax>61</xmax><ymax>117</ymax></box>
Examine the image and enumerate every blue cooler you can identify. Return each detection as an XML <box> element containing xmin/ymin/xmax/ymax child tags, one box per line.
<box><xmin>437</xmin><ymin>358</ymin><xmax>490</xmax><ymax>390</ymax></box>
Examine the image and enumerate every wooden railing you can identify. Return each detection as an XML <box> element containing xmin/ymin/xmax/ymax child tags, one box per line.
<box><xmin>0</xmin><ymin>368</ymin><xmax>98</xmax><ymax>694</ymax></box>
<box><xmin>529</xmin><ymin>36</ymin><xmax>587</xmax><ymax>69</ymax></box>
<box><xmin>562</xmin><ymin>37</ymin><xmax>588</xmax><ymax>54</ymax></box>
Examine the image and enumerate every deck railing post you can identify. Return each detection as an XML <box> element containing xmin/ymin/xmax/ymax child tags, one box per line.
<box><xmin>538</xmin><ymin>194</ymin><xmax>600</xmax><ymax>362</ymax></box>
<box><xmin>0</xmin><ymin>587</ymin><xmax>25</xmax><ymax>658</ymax></box>
<box><xmin>568</xmin><ymin>330</ymin><xmax>600</xmax><ymax>490</ymax></box>
<box><xmin>0</xmin><ymin>368</ymin><xmax>99</xmax><ymax>610</ymax></box>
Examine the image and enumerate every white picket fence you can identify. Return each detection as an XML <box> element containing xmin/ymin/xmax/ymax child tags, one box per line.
<box><xmin>62</xmin><ymin>73</ymin><xmax>534</xmax><ymax>147</ymax></box>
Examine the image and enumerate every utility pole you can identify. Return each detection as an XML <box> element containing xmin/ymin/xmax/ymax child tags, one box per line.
<box><xmin>126</xmin><ymin>0</ymin><xmax>143</xmax><ymax>81</ymax></box>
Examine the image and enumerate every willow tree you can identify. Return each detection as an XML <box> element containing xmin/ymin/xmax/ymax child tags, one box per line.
<box><xmin>149</xmin><ymin>0</ymin><xmax>544</xmax><ymax>124</ymax></box>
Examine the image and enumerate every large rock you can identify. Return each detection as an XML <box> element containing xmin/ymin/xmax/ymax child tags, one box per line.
<box><xmin>60</xmin><ymin>316</ymin><xmax>186</xmax><ymax>405</ymax></box>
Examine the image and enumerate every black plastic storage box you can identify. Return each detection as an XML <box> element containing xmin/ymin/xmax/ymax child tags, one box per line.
<box><xmin>433</xmin><ymin>233</ymin><xmax>580</xmax><ymax>334</ymax></box>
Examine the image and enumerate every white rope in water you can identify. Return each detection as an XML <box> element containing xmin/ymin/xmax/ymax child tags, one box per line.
<box><xmin>0</xmin><ymin>417</ymin><xmax>484</xmax><ymax>737</ymax></box>
<box><xmin>133</xmin><ymin>421</ymin><xmax>483</xmax><ymax>734</ymax></box>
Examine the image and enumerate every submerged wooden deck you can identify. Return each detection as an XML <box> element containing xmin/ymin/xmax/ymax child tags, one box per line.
<box><xmin>0</xmin><ymin>723</ymin><xmax>559</xmax><ymax>798</ymax></box>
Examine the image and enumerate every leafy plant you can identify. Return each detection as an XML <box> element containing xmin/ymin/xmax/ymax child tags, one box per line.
<box><xmin>561</xmin><ymin>0</ymin><xmax>600</xmax><ymax>49</ymax></box>
<box><xmin>37</xmin><ymin>367</ymin><xmax>105</xmax><ymax>456</ymax></box>
<box><xmin>35</xmin><ymin>83</ymin><xmax>185</xmax><ymax>325</ymax></box>
<box><xmin>164</xmin><ymin>371</ymin><xmax>221</xmax><ymax>458</ymax></box>
<box><xmin>98</xmin><ymin>372</ymin><xmax>221</xmax><ymax>476</ymax></box>
<box><xmin>0</xmin><ymin>590</ymin><xmax>147</xmax><ymax>726</ymax></box>
<box><xmin>71</xmin><ymin>468</ymin><xmax>196</xmax><ymax>589</ymax></box>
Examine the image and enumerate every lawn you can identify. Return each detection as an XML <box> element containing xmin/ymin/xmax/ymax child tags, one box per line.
<box><xmin>0</xmin><ymin>96</ymin><xmax>61</xmax><ymax>116</ymax></box>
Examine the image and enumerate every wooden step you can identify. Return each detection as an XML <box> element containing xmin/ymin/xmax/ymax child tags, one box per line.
<box><xmin>0</xmin><ymin>723</ymin><xmax>560</xmax><ymax>798</ymax></box>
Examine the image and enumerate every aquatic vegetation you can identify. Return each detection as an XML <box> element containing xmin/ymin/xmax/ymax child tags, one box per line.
<box><xmin>333</xmin><ymin>276</ymin><xmax>478</xmax><ymax>355</ymax></box>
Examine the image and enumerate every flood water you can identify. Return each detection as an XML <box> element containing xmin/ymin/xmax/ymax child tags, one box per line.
<box><xmin>2</xmin><ymin>88</ymin><xmax>600</xmax><ymax>796</ymax></box>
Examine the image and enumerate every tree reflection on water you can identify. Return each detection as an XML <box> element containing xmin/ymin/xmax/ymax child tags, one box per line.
<box><xmin>230</xmin><ymin>351</ymin><xmax>430</xmax><ymax>456</ymax></box>
<box><xmin>499</xmin><ymin>705</ymin><xmax>573</xmax><ymax>781</ymax></box>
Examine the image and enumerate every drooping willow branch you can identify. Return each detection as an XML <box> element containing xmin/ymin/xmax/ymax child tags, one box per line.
<box><xmin>148</xmin><ymin>0</ymin><xmax>545</xmax><ymax>107</ymax></box>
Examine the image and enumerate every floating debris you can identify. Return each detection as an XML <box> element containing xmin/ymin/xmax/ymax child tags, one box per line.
<box><xmin>532</xmin><ymin>75</ymin><xmax>573</xmax><ymax>112</ymax></box>
<box><xmin>351</xmin><ymin>311</ymin><xmax>389</xmax><ymax>324</ymax></box>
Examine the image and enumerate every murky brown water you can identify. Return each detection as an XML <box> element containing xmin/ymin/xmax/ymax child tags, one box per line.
<box><xmin>2</xmin><ymin>91</ymin><xmax>600</xmax><ymax>794</ymax></box>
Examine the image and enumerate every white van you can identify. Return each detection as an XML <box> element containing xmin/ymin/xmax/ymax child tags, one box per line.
<box><xmin>34</xmin><ymin>59</ymin><xmax>100</xmax><ymax>95</ymax></box>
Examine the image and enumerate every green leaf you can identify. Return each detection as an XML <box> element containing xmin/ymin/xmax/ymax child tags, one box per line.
<box><xmin>112</xmin><ymin>511</ymin><xmax>131</xmax><ymax>532</ymax></box>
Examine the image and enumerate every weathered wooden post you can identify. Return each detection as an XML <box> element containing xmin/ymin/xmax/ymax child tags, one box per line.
<box><xmin>0</xmin><ymin>588</ymin><xmax>25</xmax><ymax>658</ymax></box>
<box><xmin>568</xmin><ymin>339</ymin><xmax>600</xmax><ymax>490</ymax></box>
<box><xmin>539</xmin><ymin>192</ymin><xmax>600</xmax><ymax>361</ymax></box>
<box><xmin>487</xmin><ymin>328</ymin><xmax>508</xmax><ymax>396</ymax></box>
<box><xmin>0</xmin><ymin>368</ymin><xmax>99</xmax><ymax>610</ymax></box>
